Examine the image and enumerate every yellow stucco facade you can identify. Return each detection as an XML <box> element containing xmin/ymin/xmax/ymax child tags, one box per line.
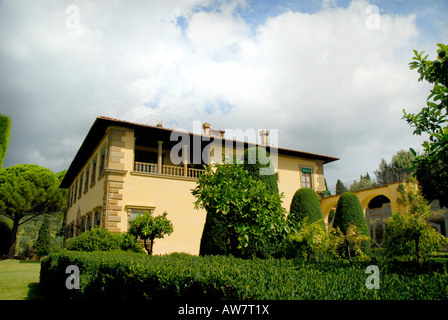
<box><xmin>61</xmin><ymin>117</ymin><xmax>338</xmax><ymax>255</ymax></box>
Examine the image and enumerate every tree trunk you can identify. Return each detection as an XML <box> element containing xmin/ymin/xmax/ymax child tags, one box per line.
<box><xmin>143</xmin><ymin>238</ymin><xmax>154</xmax><ymax>255</ymax></box>
<box><xmin>7</xmin><ymin>219</ymin><xmax>19</xmax><ymax>259</ymax></box>
<box><xmin>149</xmin><ymin>238</ymin><xmax>154</xmax><ymax>256</ymax></box>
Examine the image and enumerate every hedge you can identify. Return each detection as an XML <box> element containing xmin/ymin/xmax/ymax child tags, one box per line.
<box><xmin>40</xmin><ymin>251</ymin><xmax>448</xmax><ymax>300</ymax></box>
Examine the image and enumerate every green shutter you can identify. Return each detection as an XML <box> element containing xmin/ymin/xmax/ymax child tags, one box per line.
<box><xmin>301</xmin><ymin>168</ymin><xmax>312</xmax><ymax>173</ymax></box>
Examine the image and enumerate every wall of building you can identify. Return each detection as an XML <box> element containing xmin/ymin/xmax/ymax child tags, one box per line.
<box><xmin>64</xmin><ymin>124</ymin><xmax>331</xmax><ymax>255</ymax></box>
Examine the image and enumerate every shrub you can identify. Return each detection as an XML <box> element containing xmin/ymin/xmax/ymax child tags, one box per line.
<box><xmin>283</xmin><ymin>218</ymin><xmax>329</xmax><ymax>261</ymax></box>
<box><xmin>65</xmin><ymin>227</ymin><xmax>142</xmax><ymax>253</ymax></box>
<box><xmin>40</xmin><ymin>250</ymin><xmax>448</xmax><ymax>300</ymax></box>
<box><xmin>288</xmin><ymin>188</ymin><xmax>325</xmax><ymax>231</ymax></box>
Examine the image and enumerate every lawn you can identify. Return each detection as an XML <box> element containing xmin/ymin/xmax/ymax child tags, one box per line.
<box><xmin>0</xmin><ymin>259</ymin><xmax>41</xmax><ymax>300</ymax></box>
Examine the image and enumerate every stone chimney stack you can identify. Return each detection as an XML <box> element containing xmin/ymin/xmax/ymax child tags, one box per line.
<box><xmin>202</xmin><ymin>122</ymin><xmax>210</xmax><ymax>136</ymax></box>
<box><xmin>260</xmin><ymin>130</ymin><xmax>269</xmax><ymax>146</ymax></box>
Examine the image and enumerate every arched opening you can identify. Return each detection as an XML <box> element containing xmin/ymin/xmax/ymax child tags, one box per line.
<box><xmin>365</xmin><ymin>195</ymin><xmax>391</xmax><ymax>247</ymax></box>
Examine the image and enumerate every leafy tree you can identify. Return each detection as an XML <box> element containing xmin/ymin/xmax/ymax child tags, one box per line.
<box><xmin>35</xmin><ymin>217</ymin><xmax>52</xmax><ymax>256</ymax></box>
<box><xmin>129</xmin><ymin>211</ymin><xmax>173</xmax><ymax>255</ymax></box>
<box><xmin>0</xmin><ymin>115</ymin><xmax>10</xmax><ymax>169</ymax></box>
<box><xmin>242</xmin><ymin>146</ymin><xmax>279</xmax><ymax>195</ymax></box>
<box><xmin>374</xmin><ymin>149</ymin><xmax>416</xmax><ymax>185</ymax></box>
<box><xmin>0</xmin><ymin>164</ymin><xmax>66</xmax><ymax>258</ymax></box>
<box><xmin>403</xmin><ymin>43</ymin><xmax>448</xmax><ymax>207</ymax></box>
<box><xmin>333</xmin><ymin>192</ymin><xmax>370</xmax><ymax>254</ymax></box>
<box><xmin>349</xmin><ymin>173</ymin><xmax>375</xmax><ymax>192</ymax></box>
<box><xmin>336</xmin><ymin>179</ymin><xmax>348</xmax><ymax>195</ymax></box>
<box><xmin>383</xmin><ymin>177</ymin><xmax>448</xmax><ymax>262</ymax></box>
<box><xmin>288</xmin><ymin>188</ymin><xmax>325</xmax><ymax>231</ymax></box>
<box><xmin>192</xmin><ymin>160</ymin><xmax>287</xmax><ymax>258</ymax></box>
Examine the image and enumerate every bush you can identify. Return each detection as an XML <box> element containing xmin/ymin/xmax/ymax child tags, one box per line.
<box><xmin>65</xmin><ymin>228</ymin><xmax>142</xmax><ymax>253</ymax></box>
<box><xmin>40</xmin><ymin>250</ymin><xmax>448</xmax><ymax>300</ymax></box>
<box><xmin>288</xmin><ymin>188</ymin><xmax>325</xmax><ymax>231</ymax></box>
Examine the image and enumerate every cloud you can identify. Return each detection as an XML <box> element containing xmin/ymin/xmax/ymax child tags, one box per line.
<box><xmin>0</xmin><ymin>0</ymin><xmax>439</xmax><ymax>189</ymax></box>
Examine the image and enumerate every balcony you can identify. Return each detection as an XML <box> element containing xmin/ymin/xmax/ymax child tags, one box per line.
<box><xmin>134</xmin><ymin>162</ymin><xmax>204</xmax><ymax>179</ymax></box>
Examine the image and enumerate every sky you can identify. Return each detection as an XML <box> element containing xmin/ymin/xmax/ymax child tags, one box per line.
<box><xmin>1</xmin><ymin>0</ymin><xmax>447</xmax><ymax>192</ymax></box>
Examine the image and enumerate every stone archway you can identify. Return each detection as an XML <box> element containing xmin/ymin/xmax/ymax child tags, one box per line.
<box><xmin>365</xmin><ymin>195</ymin><xmax>391</xmax><ymax>247</ymax></box>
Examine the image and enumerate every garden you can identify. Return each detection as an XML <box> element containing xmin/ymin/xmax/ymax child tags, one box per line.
<box><xmin>1</xmin><ymin>44</ymin><xmax>448</xmax><ymax>304</ymax></box>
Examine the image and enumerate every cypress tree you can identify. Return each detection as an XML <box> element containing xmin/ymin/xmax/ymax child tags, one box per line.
<box><xmin>288</xmin><ymin>188</ymin><xmax>325</xmax><ymax>230</ymax></box>
<box><xmin>36</xmin><ymin>217</ymin><xmax>52</xmax><ymax>256</ymax></box>
<box><xmin>242</xmin><ymin>146</ymin><xmax>279</xmax><ymax>195</ymax></box>
<box><xmin>0</xmin><ymin>114</ymin><xmax>11</xmax><ymax>168</ymax></box>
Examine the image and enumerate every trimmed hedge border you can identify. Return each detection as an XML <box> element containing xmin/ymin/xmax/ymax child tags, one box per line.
<box><xmin>40</xmin><ymin>251</ymin><xmax>448</xmax><ymax>300</ymax></box>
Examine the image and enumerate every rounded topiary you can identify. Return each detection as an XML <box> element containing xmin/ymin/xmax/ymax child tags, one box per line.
<box><xmin>242</xmin><ymin>147</ymin><xmax>279</xmax><ymax>195</ymax></box>
<box><xmin>333</xmin><ymin>192</ymin><xmax>369</xmax><ymax>236</ymax></box>
<box><xmin>288</xmin><ymin>188</ymin><xmax>325</xmax><ymax>230</ymax></box>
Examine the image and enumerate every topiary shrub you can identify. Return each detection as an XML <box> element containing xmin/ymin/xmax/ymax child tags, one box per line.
<box><xmin>288</xmin><ymin>188</ymin><xmax>325</xmax><ymax>231</ymax></box>
<box><xmin>199</xmin><ymin>211</ymin><xmax>228</xmax><ymax>256</ymax></box>
<box><xmin>242</xmin><ymin>146</ymin><xmax>279</xmax><ymax>195</ymax></box>
<box><xmin>333</xmin><ymin>192</ymin><xmax>370</xmax><ymax>253</ymax></box>
<box><xmin>65</xmin><ymin>227</ymin><xmax>142</xmax><ymax>253</ymax></box>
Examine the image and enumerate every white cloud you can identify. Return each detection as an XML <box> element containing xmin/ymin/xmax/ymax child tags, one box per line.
<box><xmin>0</xmin><ymin>0</ymin><xmax>438</xmax><ymax>189</ymax></box>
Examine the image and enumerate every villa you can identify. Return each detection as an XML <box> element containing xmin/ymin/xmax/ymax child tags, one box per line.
<box><xmin>60</xmin><ymin>116</ymin><xmax>339</xmax><ymax>255</ymax></box>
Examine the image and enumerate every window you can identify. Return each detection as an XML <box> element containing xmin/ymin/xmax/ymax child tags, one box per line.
<box><xmin>94</xmin><ymin>211</ymin><xmax>101</xmax><ymax>227</ymax></box>
<box><xmin>301</xmin><ymin>167</ymin><xmax>312</xmax><ymax>189</ymax></box>
<box><xmin>84</xmin><ymin>164</ymin><xmax>90</xmax><ymax>192</ymax></box>
<box><xmin>78</xmin><ymin>172</ymin><xmax>83</xmax><ymax>198</ymax></box>
<box><xmin>73</xmin><ymin>180</ymin><xmax>78</xmax><ymax>203</ymax></box>
<box><xmin>99</xmin><ymin>145</ymin><xmax>106</xmax><ymax>174</ymax></box>
<box><xmin>127</xmin><ymin>207</ymin><xmax>155</xmax><ymax>229</ymax></box>
<box><xmin>91</xmin><ymin>156</ymin><xmax>97</xmax><ymax>186</ymax></box>
<box><xmin>86</xmin><ymin>215</ymin><xmax>92</xmax><ymax>231</ymax></box>
<box><xmin>68</xmin><ymin>187</ymin><xmax>72</xmax><ymax>207</ymax></box>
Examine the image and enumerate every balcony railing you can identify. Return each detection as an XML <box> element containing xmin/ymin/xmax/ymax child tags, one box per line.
<box><xmin>134</xmin><ymin>162</ymin><xmax>204</xmax><ymax>179</ymax></box>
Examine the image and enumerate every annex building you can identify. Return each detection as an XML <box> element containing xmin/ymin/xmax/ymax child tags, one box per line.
<box><xmin>60</xmin><ymin>116</ymin><xmax>339</xmax><ymax>255</ymax></box>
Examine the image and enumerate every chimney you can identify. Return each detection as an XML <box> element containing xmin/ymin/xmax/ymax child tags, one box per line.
<box><xmin>260</xmin><ymin>130</ymin><xmax>269</xmax><ymax>146</ymax></box>
<box><xmin>202</xmin><ymin>122</ymin><xmax>210</xmax><ymax>136</ymax></box>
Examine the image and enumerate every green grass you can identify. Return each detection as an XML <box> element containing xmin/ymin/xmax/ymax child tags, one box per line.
<box><xmin>0</xmin><ymin>259</ymin><xmax>42</xmax><ymax>300</ymax></box>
